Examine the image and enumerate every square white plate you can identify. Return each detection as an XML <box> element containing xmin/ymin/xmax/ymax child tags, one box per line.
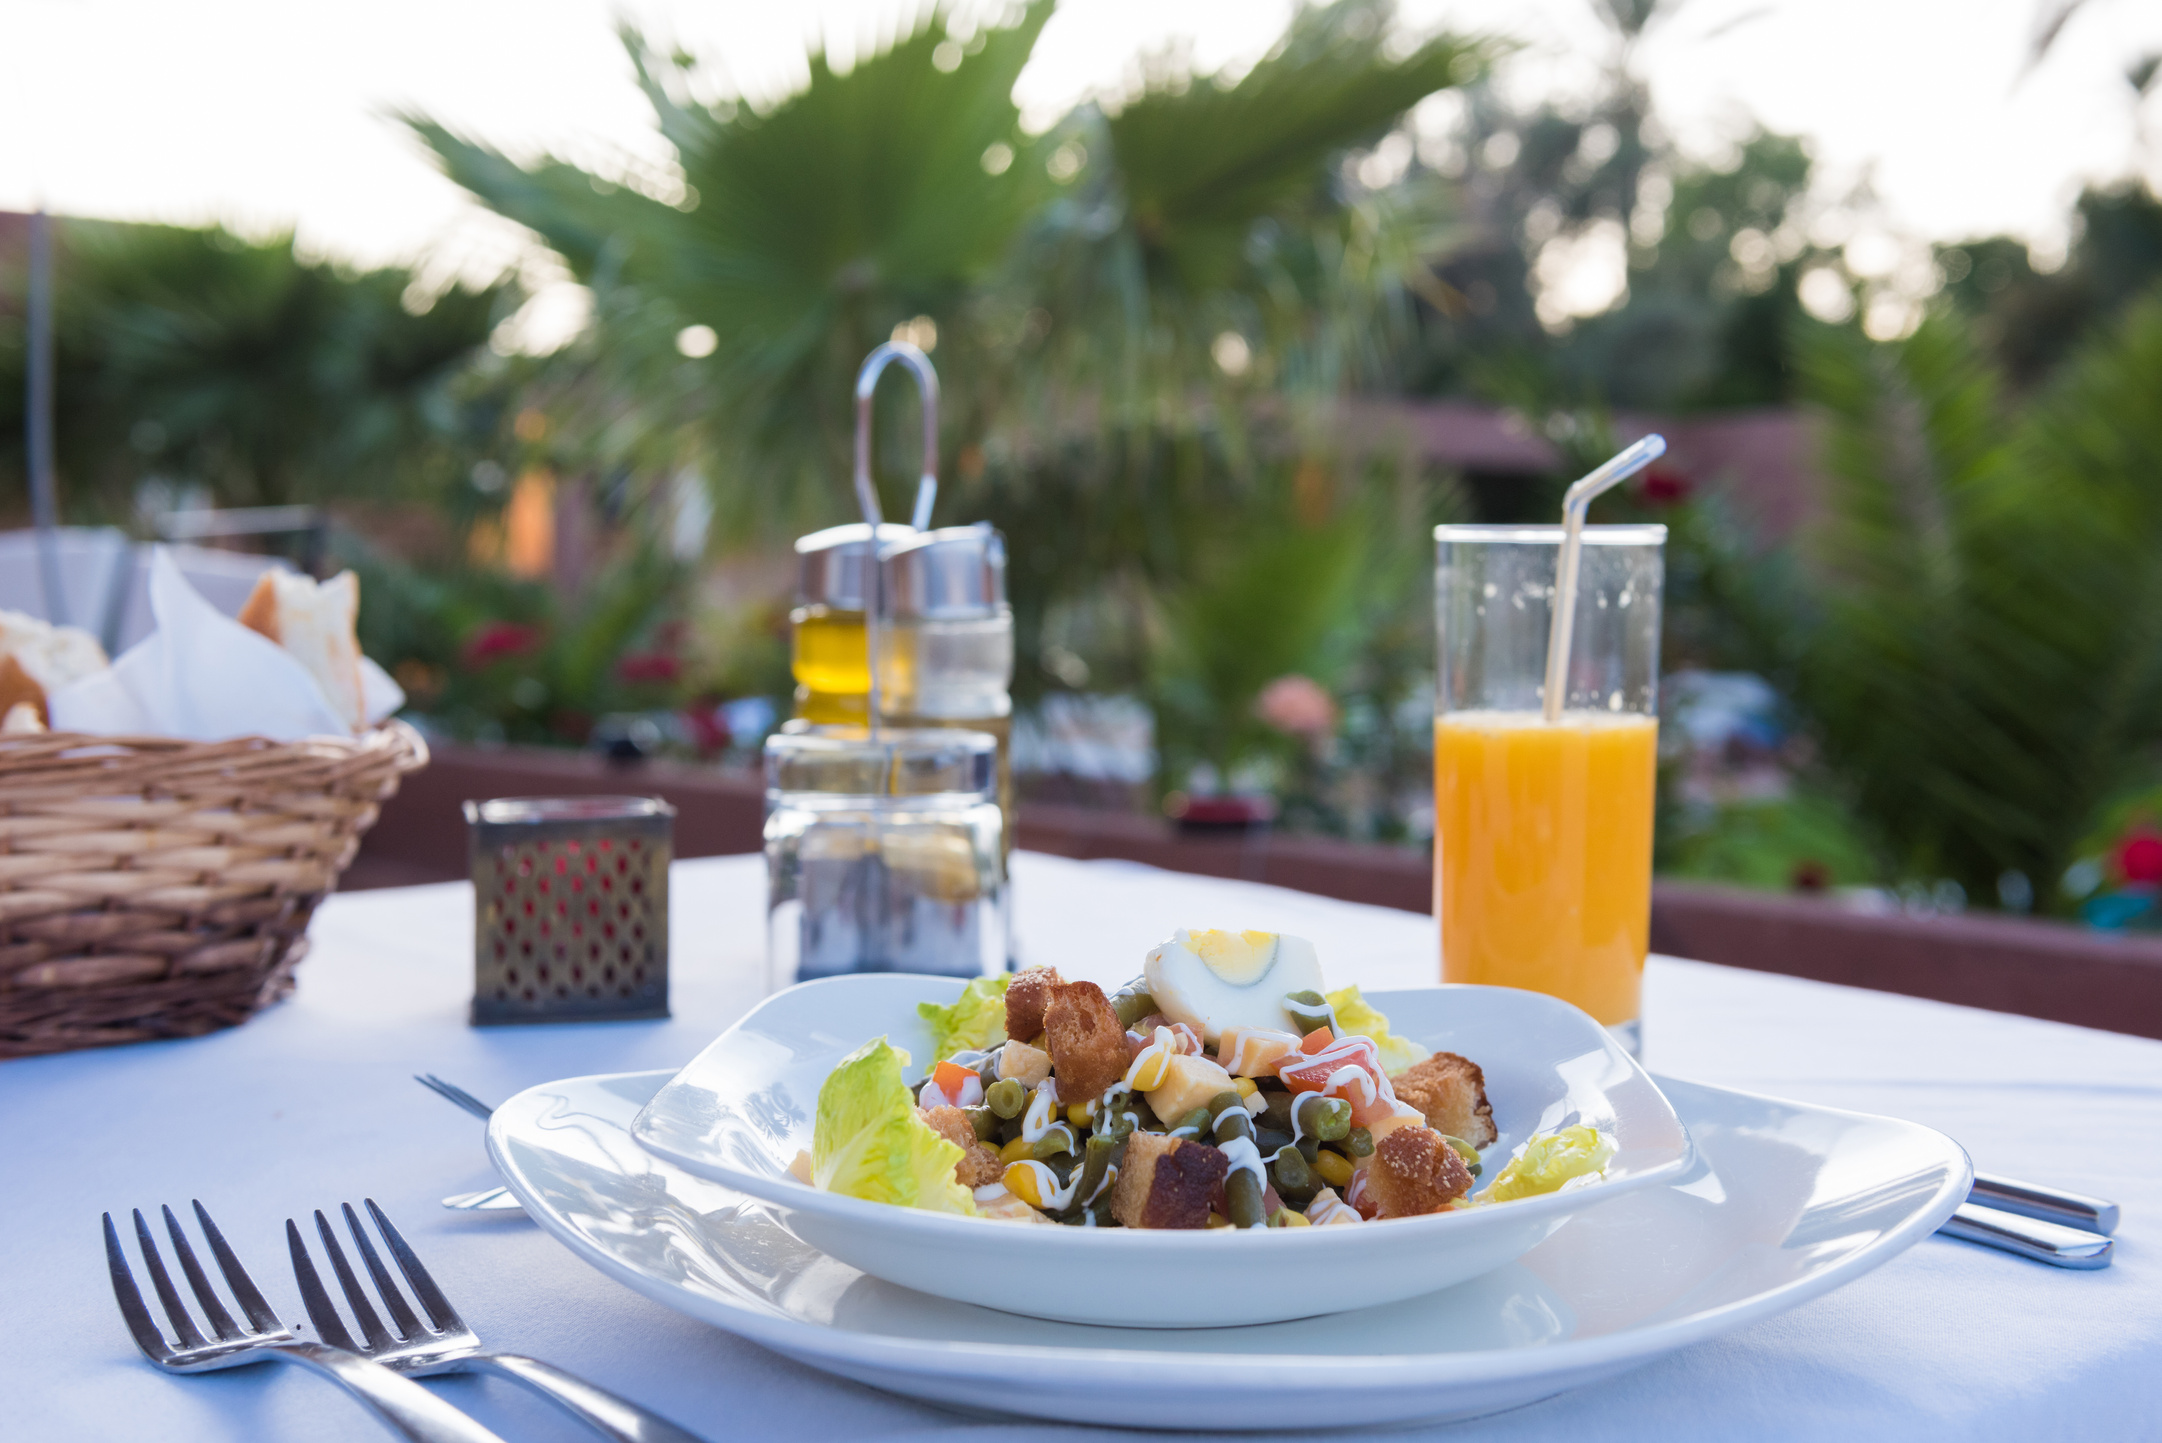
<box><xmin>489</xmin><ymin>1067</ymin><xmax>1970</xmax><ymax>1431</ymax></box>
<box><xmin>627</xmin><ymin>977</ymin><xmax>1693</xmax><ymax>1326</ymax></box>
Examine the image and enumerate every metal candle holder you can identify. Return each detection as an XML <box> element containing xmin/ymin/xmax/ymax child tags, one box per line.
<box><xmin>466</xmin><ymin>795</ymin><xmax>674</xmax><ymax>1025</ymax></box>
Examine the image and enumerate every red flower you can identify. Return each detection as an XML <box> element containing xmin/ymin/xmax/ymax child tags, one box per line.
<box><xmin>1638</xmin><ymin>466</ymin><xmax>1692</xmax><ymax>505</ymax></box>
<box><xmin>617</xmin><ymin>653</ymin><xmax>681</xmax><ymax>684</ymax></box>
<box><xmin>463</xmin><ymin>621</ymin><xmax>541</xmax><ymax>666</ymax></box>
<box><xmin>2116</xmin><ymin>825</ymin><xmax>2162</xmax><ymax>885</ymax></box>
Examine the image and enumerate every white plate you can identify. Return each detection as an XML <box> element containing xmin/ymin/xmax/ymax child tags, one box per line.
<box><xmin>626</xmin><ymin>978</ymin><xmax>1695</xmax><ymax>1327</ymax></box>
<box><xmin>490</xmin><ymin>1068</ymin><xmax>1969</xmax><ymax>1431</ymax></box>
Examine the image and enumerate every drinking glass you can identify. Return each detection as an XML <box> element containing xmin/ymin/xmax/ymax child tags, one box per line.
<box><xmin>764</xmin><ymin>728</ymin><xmax>1006</xmax><ymax>990</ymax></box>
<box><xmin>1433</xmin><ymin>524</ymin><xmax>1665</xmax><ymax>1053</ymax></box>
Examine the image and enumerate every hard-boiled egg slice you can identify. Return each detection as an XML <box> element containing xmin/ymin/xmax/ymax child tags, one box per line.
<box><xmin>1142</xmin><ymin>928</ymin><xmax>1324</xmax><ymax>1044</ymax></box>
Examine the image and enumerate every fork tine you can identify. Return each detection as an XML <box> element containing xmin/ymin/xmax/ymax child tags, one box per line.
<box><xmin>193</xmin><ymin>1201</ymin><xmax>282</xmax><ymax>1333</ymax></box>
<box><xmin>103</xmin><ymin>1213</ymin><xmax>173</xmax><ymax>1361</ymax></box>
<box><xmin>342</xmin><ymin>1203</ymin><xmax>425</xmax><ymax>1340</ymax></box>
<box><xmin>364</xmin><ymin>1198</ymin><xmax>464</xmax><ymax>1333</ymax></box>
<box><xmin>314</xmin><ymin>1209</ymin><xmax>395</xmax><ymax>1350</ymax></box>
<box><xmin>132</xmin><ymin>1209</ymin><xmax>208</xmax><ymax>1350</ymax></box>
<box><xmin>415</xmin><ymin>1074</ymin><xmax>497</xmax><ymax>1122</ymax></box>
<box><xmin>160</xmin><ymin>1205</ymin><xmax>242</xmax><ymax>1341</ymax></box>
<box><xmin>287</xmin><ymin>1219</ymin><xmax>359</xmax><ymax>1351</ymax></box>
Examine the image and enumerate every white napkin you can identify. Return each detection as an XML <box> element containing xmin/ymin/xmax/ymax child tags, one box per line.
<box><xmin>47</xmin><ymin>549</ymin><xmax>405</xmax><ymax>742</ymax></box>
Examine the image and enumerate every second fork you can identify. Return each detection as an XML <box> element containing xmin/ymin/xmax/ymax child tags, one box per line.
<box><xmin>293</xmin><ymin>1198</ymin><xmax>708</xmax><ymax>1443</ymax></box>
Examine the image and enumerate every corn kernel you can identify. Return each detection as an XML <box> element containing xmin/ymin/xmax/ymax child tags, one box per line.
<box><xmin>1002</xmin><ymin>1162</ymin><xmax>1043</xmax><ymax>1208</ymax></box>
<box><xmin>1126</xmin><ymin>1051</ymin><xmax>1171</xmax><ymax>1091</ymax></box>
<box><xmin>1233</xmin><ymin>1076</ymin><xmax>1259</xmax><ymax>1099</ymax></box>
<box><xmin>1271</xmin><ymin>1206</ymin><xmax>1312</xmax><ymax>1228</ymax></box>
<box><xmin>1314</xmin><ymin>1149</ymin><xmax>1355</xmax><ymax>1188</ymax></box>
<box><xmin>1066</xmin><ymin>1101</ymin><xmax>1094</xmax><ymax>1127</ymax></box>
<box><xmin>999</xmin><ymin>1136</ymin><xmax>1035</xmax><ymax>1165</ymax></box>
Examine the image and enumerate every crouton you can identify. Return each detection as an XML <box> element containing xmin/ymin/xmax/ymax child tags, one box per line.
<box><xmin>1365</xmin><ymin>1124</ymin><xmax>1474</xmax><ymax>1219</ymax></box>
<box><xmin>998</xmin><ymin>1037</ymin><xmax>1052</xmax><ymax>1087</ymax></box>
<box><xmin>1043</xmin><ymin>980</ymin><xmax>1130</xmax><ymax>1102</ymax></box>
<box><xmin>1390</xmin><ymin>1051</ymin><xmax>1497</xmax><ymax>1149</ymax></box>
<box><xmin>1141</xmin><ymin>1051</ymin><xmax>1237</xmax><ymax>1122</ymax></box>
<box><xmin>1109</xmin><ymin>1130</ymin><xmax>1228</xmax><ymax>1229</ymax></box>
<box><xmin>919</xmin><ymin>1105</ymin><xmax>1005</xmax><ymax>1187</ymax></box>
<box><xmin>1005</xmin><ymin>965</ymin><xmax>1063</xmax><ymax>1042</ymax></box>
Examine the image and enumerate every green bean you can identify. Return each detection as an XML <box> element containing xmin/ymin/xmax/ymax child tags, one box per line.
<box><xmin>1075</xmin><ymin>1134</ymin><xmax>1123</xmax><ymax>1206</ymax></box>
<box><xmin>1211</xmin><ymin>1108</ymin><xmax>1254</xmax><ymax>1145</ymax></box>
<box><xmin>1283</xmin><ymin>989</ymin><xmax>1336</xmax><ymax>1035</ymax></box>
<box><xmin>1046</xmin><ymin>1152</ymin><xmax>1077</xmax><ymax>1185</ymax></box>
<box><xmin>1057</xmin><ymin>1202</ymin><xmax>1114</xmax><ymax>1227</ymax></box>
<box><xmin>985</xmin><ymin>1077</ymin><xmax>1027</xmax><ymax>1119</ymax></box>
<box><xmin>1259</xmin><ymin>1091</ymin><xmax>1294</xmax><ymax>1134</ymax></box>
<box><xmin>1170</xmin><ymin>1108</ymin><xmax>1211</xmax><ymax>1139</ymax></box>
<box><xmin>1297</xmin><ymin>1134</ymin><xmax>1320</xmax><ymax>1163</ymax></box>
<box><xmin>1094</xmin><ymin>1090</ymin><xmax>1140</xmax><ymax>1141</ymax></box>
<box><xmin>1271</xmin><ymin>1148</ymin><xmax>1317</xmax><ymax>1204</ymax></box>
<box><xmin>1310</xmin><ymin>1096</ymin><xmax>1351</xmax><ymax>1142</ymax></box>
<box><xmin>1255</xmin><ymin>1126</ymin><xmax>1293</xmax><ymax>1155</ymax></box>
<box><xmin>964</xmin><ymin>1106</ymin><xmax>999</xmax><ymax>1143</ymax></box>
<box><xmin>1031</xmin><ymin>1123</ymin><xmax>1077</xmax><ymax>1160</ymax></box>
<box><xmin>1226</xmin><ymin>1166</ymin><xmax>1267</xmax><ymax>1228</ymax></box>
<box><xmin>1205</xmin><ymin>1090</ymin><xmax>1246</xmax><ymax>1120</ymax></box>
<box><xmin>1111</xmin><ymin>988</ymin><xmax>1158</xmax><ymax>1028</ymax></box>
<box><xmin>1345</xmin><ymin>1125</ymin><xmax>1374</xmax><ymax>1157</ymax></box>
<box><xmin>1440</xmin><ymin>1134</ymin><xmax>1482</xmax><ymax>1177</ymax></box>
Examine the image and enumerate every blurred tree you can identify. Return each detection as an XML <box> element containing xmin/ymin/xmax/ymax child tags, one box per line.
<box><xmin>1780</xmin><ymin>290</ymin><xmax>2162</xmax><ymax>910</ymax></box>
<box><xmin>0</xmin><ymin>221</ymin><xmax>514</xmax><ymax>518</ymax></box>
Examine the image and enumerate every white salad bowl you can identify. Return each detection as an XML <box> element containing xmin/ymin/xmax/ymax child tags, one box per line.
<box><xmin>629</xmin><ymin>975</ymin><xmax>1693</xmax><ymax>1328</ymax></box>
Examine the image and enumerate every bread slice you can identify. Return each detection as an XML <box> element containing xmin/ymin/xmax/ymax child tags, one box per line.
<box><xmin>1043</xmin><ymin>980</ymin><xmax>1130</xmax><ymax>1103</ymax></box>
<box><xmin>0</xmin><ymin>609</ymin><xmax>110</xmax><ymax>723</ymax></box>
<box><xmin>1004</xmin><ymin>964</ymin><xmax>1063</xmax><ymax>1043</ymax></box>
<box><xmin>1365</xmin><ymin>1124</ymin><xmax>1474</xmax><ymax>1218</ymax></box>
<box><xmin>1390</xmin><ymin>1052</ymin><xmax>1497</xmax><ymax>1149</ymax></box>
<box><xmin>238</xmin><ymin>570</ymin><xmax>365</xmax><ymax>731</ymax></box>
<box><xmin>1109</xmin><ymin>1130</ymin><xmax>1227</xmax><ymax>1229</ymax></box>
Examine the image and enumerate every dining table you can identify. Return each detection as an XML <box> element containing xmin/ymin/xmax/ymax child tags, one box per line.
<box><xmin>5</xmin><ymin>850</ymin><xmax>2158</xmax><ymax>1441</ymax></box>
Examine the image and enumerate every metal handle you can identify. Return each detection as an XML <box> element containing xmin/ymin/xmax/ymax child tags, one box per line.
<box><xmin>852</xmin><ymin>341</ymin><xmax>940</xmax><ymax>533</ymax></box>
<box><xmin>472</xmin><ymin>1353</ymin><xmax>708</xmax><ymax>1443</ymax></box>
<box><xmin>1970</xmin><ymin>1172</ymin><xmax>2119</xmax><ymax>1235</ymax></box>
<box><xmin>1938</xmin><ymin>1202</ymin><xmax>2113</xmax><ymax>1270</ymax></box>
<box><xmin>275</xmin><ymin>1340</ymin><xmax>512</xmax><ymax>1443</ymax></box>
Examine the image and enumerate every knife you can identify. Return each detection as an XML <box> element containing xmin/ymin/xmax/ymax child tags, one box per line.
<box><xmin>1940</xmin><ymin>1202</ymin><xmax>2113</xmax><ymax>1269</ymax></box>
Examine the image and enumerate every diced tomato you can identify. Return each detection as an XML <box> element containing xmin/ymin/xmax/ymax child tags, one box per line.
<box><xmin>1299</xmin><ymin>1026</ymin><xmax>1333</xmax><ymax>1053</ymax></box>
<box><xmin>1276</xmin><ymin>1036</ymin><xmax>1402</xmax><ymax>1127</ymax></box>
<box><xmin>933</xmin><ymin>1060</ymin><xmax>974</xmax><ymax>1096</ymax></box>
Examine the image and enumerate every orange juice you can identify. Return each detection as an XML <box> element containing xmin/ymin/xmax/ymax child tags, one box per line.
<box><xmin>1434</xmin><ymin>710</ymin><xmax>1657</xmax><ymax>1025</ymax></box>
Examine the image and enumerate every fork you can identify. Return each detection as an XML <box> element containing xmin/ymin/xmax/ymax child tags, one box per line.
<box><xmin>292</xmin><ymin>1198</ymin><xmax>709</xmax><ymax>1443</ymax></box>
<box><xmin>103</xmin><ymin>1202</ymin><xmax>508</xmax><ymax>1443</ymax></box>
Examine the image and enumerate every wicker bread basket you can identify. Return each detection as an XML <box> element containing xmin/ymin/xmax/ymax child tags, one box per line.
<box><xmin>0</xmin><ymin>722</ymin><xmax>428</xmax><ymax>1058</ymax></box>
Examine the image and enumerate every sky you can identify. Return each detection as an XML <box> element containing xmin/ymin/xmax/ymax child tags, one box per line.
<box><xmin>3</xmin><ymin>0</ymin><xmax>2158</xmax><ymax>343</ymax></box>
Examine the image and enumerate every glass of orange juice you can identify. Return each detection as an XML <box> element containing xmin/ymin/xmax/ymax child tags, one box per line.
<box><xmin>1433</xmin><ymin>524</ymin><xmax>1665</xmax><ymax>1054</ymax></box>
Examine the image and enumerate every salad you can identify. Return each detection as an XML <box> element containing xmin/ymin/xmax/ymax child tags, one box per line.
<box><xmin>789</xmin><ymin>928</ymin><xmax>1617</xmax><ymax>1228</ymax></box>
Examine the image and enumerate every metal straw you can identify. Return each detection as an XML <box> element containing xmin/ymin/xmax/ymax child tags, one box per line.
<box><xmin>1541</xmin><ymin>434</ymin><xmax>1667</xmax><ymax>723</ymax></box>
<box><xmin>850</xmin><ymin>342</ymin><xmax>940</xmax><ymax>763</ymax></box>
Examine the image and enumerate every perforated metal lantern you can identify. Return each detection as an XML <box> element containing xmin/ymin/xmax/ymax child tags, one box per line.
<box><xmin>465</xmin><ymin>796</ymin><xmax>673</xmax><ymax>1025</ymax></box>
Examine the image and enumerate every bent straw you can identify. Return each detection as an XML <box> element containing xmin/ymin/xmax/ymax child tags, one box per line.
<box><xmin>1541</xmin><ymin>434</ymin><xmax>1667</xmax><ymax>724</ymax></box>
<box><xmin>850</xmin><ymin>342</ymin><xmax>941</xmax><ymax>757</ymax></box>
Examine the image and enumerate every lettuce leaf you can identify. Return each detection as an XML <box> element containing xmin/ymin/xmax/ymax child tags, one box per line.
<box><xmin>1482</xmin><ymin>1125</ymin><xmax>1618</xmax><ymax>1202</ymax></box>
<box><xmin>917</xmin><ymin>975</ymin><xmax>1010</xmax><ymax>1062</ymax></box>
<box><xmin>1326</xmin><ymin>985</ymin><xmax>1431</xmax><ymax>1076</ymax></box>
<box><xmin>811</xmin><ymin>1037</ymin><xmax>976</xmax><ymax>1215</ymax></box>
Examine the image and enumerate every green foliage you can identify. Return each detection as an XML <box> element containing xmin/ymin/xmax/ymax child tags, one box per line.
<box><xmin>1660</xmin><ymin>792</ymin><xmax>1880</xmax><ymax>892</ymax></box>
<box><xmin>411</xmin><ymin>4</ymin><xmax>1053</xmax><ymax>534</ymax></box>
<box><xmin>345</xmin><ymin>540</ymin><xmax>692</xmax><ymax>745</ymax></box>
<box><xmin>1782</xmin><ymin>290</ymin><xmax>2162</xmax><ymax>909</ymax></box>
<box><xmin>0</xmin><ymin>221</ymin><xmax>513</xmax><ymax>515</ymax></box>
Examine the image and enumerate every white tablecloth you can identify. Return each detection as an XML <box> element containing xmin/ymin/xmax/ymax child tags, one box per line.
<box><xmin>6</xmin><ymin>853</ymin><xmax>2158</xmax><ymax>1441</ymax></box>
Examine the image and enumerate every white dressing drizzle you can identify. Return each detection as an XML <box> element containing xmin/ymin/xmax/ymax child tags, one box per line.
<box><xmin>1012</xmin><ymin>1159</ymin><xmax>1080</xmax><ymax>1212</ymax></box>
<box><xmin>1020</xmin><ymin>1079</ymin><xmax>1061</xmax><ymax>1143</ymax></box>
<box><xmin>1218</xmin><ymin>1133</ymin><xmax>1265</xmax><ymax>1187</ymax></box>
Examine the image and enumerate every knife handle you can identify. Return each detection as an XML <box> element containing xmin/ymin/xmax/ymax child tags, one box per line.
<box><xmin>1939</xmin><ymin>1202</ymin><xmax>2113</xmax><ymax>1269</ymax></box>
<box><xmin>1970</xmin><ymin>1172</ymin><xmax>2119</xmax><ymax>1235</ymax></box>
